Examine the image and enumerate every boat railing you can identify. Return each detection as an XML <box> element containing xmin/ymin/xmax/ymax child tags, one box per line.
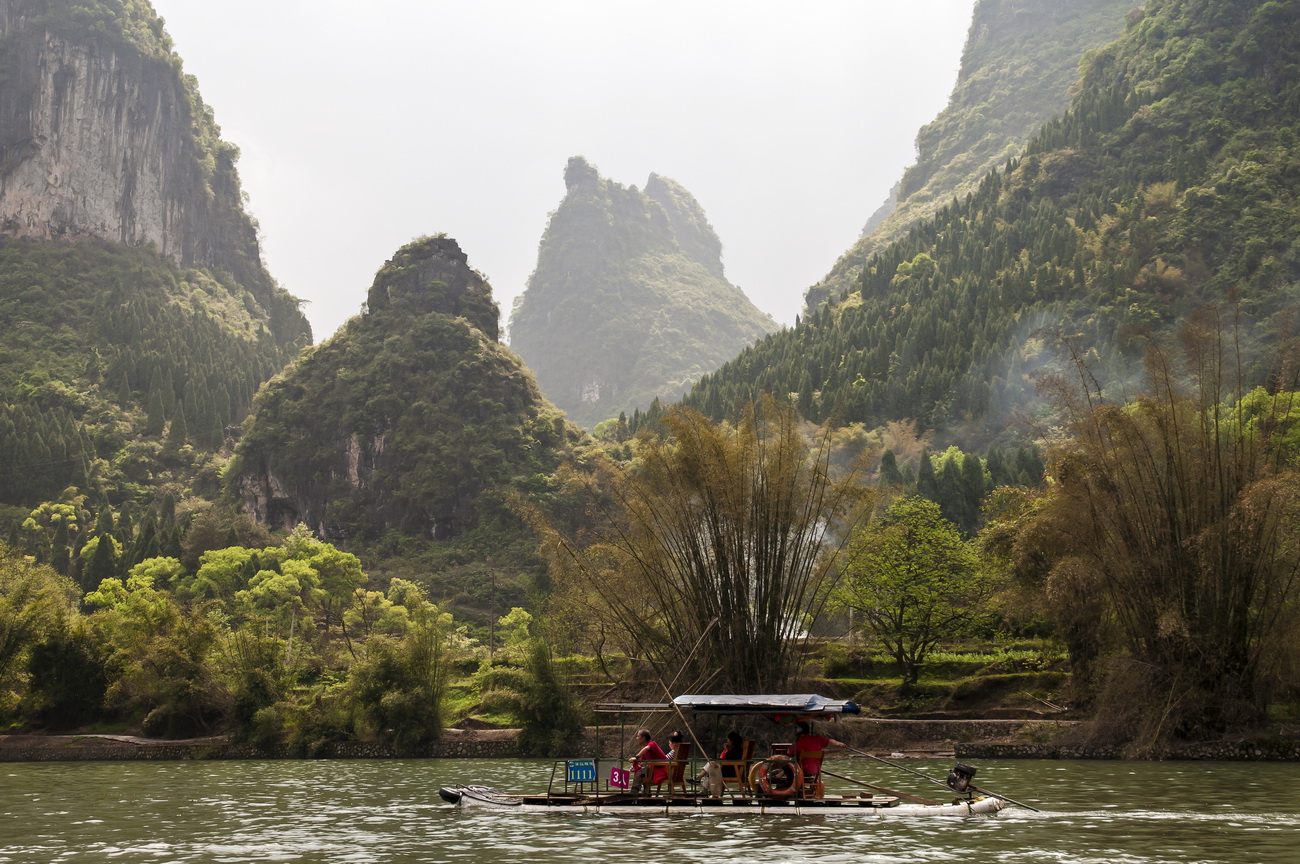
<box><xmin>548</xmin><ymin>757</ymin><xmax>714</xmax><ymax>798</ymax></box>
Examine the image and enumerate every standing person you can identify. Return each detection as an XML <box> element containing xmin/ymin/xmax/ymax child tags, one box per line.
<box><xmin>629</xmin><ymin>728</ymin><xmax>668</xmax><ymax>792</ymax></box>
<box><xmin>793</xmin><ymin>721</ymin><xmax>842</xmax><ymax>793</ymax></box>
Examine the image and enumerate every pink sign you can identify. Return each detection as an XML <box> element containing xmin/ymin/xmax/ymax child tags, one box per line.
<box><xmin>609</xmin><ymin>766</ymin><xmax>630</xmax><ymax>789</ymax></box>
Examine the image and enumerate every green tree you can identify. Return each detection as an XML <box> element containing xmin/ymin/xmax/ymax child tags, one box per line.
<box><xmin>163</xmin><ymin>408</ymin><xmax>188</xmax><ymax>454</ymax></box>
<box><xmin>878</xmin><ymin>449</ymin><xmax>904</xmax><ymax>487</ymax></box>
<box><xmin>144</xmin><ymin>388</ymin><xmax>166</xmax><ymax>437</ymax></box>
<box><xmin>837</xmin><ymin>496</ymin><xmax>998</xmax><ymax>684</ymax></box>
<box><xmin>0</xmin><ymin>546</ymin><xmax>80</xmax><ymax>697</ymax></box>
<box><xmin>511</xmin><ymin>638</ymin><xmax>586</xmax><ymax>757</ymax></box>
<box><xmin>916</xmin><ymin>448</ymin><xmax>938</xmax><ymax>502</ymax></box>
<box><xmin>347</xmin><ymin>589</ymin><xmax>463</xmax><ymax>755</ymax></box>
<box><xmin>49</xmin><ymin>518</ymin><xmax>72</xmax><ymax>577</ymax></box>
<box><xmin>87</xmin><ymin>571</ymin><xmax>223</xmax><ymax>737</ymax></box>
<box><xmin>26</xmin><ymin>620</ymin><xmax>108</xmax><ymax>730</ymax></box>
<box><xmin>81</xmin><ymin>534</ymin><xmax>120</xmax><ymax>591</ymax></box>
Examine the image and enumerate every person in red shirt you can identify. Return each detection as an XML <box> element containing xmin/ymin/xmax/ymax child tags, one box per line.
<box><xmin>793</xmin><ymin>721</ymin><xmax>842</xmax><ymax>789</ymax></box>
<box><xmin>630</xmin><ymin>728</ymin><xmax>668</xmax><ymax>791</ymax></box>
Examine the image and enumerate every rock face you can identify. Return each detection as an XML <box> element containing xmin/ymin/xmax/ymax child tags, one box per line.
<box><xmin>509</xmin><ymin>157</ymin><xmax>775</xmax><ymax>428</ymax></box>
<box><xmin>0</xmin><ymin>0</ymin><xmax>304</xmax><ymax>340</ymax></box>
<box><xmin>0</xmin><ymin>0</ymin><xmax>309</xmax><ymax>510</ymax></box>
<box><xmin>234</xmin><ymin>236</ymin><xmax>574</xmax><ymax>541</ymax></box>
<box><xmin>804</xmin><ymin>0</ymin><xmax>1132</xmax><ymax>311</ymax></box>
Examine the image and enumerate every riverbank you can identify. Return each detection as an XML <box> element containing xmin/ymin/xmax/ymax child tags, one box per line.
<box><xmin>3</xmin><ymin>717</ymin><xmax>1295</xmax><ymax>762</ymax></box>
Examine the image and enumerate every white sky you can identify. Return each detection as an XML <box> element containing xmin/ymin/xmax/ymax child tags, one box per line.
<box><xmin>151</xmin><ymin>0</ymin><xmax>977</xmax><ymax>343</ymax></box>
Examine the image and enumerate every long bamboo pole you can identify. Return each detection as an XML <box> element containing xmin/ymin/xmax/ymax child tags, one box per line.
<box><xmin>842</xmin><ymin>745</ymin><xmax>1042</xmax><ymax>812</ymax></box>
<box><xmin>819</xmin><ymin>769</ymin><xmax>939</xmax><ymax>806</ymax></box>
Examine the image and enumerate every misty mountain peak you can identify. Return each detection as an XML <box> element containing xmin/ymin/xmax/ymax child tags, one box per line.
<box><xmin>644</xmin><ymin>172</ymin><xmax>726</xmax><ymax>280</ymax></box>
<box><xmin>564</xmin><ymin>155</ymin><xmax>601</xmax><ymax>191</ymax></box>
<box><xmin>510</xmin><ymin>158</ymin><xmax>774</xmax><ymax>428</ymax></box>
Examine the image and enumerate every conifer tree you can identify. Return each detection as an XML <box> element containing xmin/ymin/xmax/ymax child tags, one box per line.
<box><xmin>95</xmin><ymin>507</ymin><xmax>114</xmax><ymax>537</ymax></box>
<box><xmin>50</xmin><ymin>519</ymin><xmax>71</xmax><ymax>576</ymax></box>
<box><xmin>164</xmin><ymin>409</ymin><xmax>188</xmax><ymax>454</ymax></box>
<box><xmin>83</xmin><ymin>534</ymin><xmax>118</xmax><ymax>591</ymax></box>
<box><xmin>132</xmin><ymin>516</ymin><xmax>160</xmax><ymax>566</ymax></box>
<box><xmin>916</xmin><ymin>448</ymin><xmax>939</xmax><ymax>502</ymax></box>
<box><xmin>145</xmin><ymin>388</ymin><xmax>166</xmax><ymax>437</ymax></box>
<box><xmin>879</xmin><ymin>449</ymin><xmax>904</xmax><ymax>487</ymax></box>
<box><xmin>162</xmin><ymin>526</ymin><xmax>183</xmax><ymax>559</ymax></box>
<box><xmin>160</xmin><ymin>492</ymin><xmax>177</xmax><ymax>528</ymax></box>
<box><xmin>116</xmin><ymin>511</ymin><xmax>134</xmax><ymax>547</ymax></box>
<box><xmin>986</xmin><ymin>447</ymin><xmax>1008</xmax><ymax>486</ymax></box>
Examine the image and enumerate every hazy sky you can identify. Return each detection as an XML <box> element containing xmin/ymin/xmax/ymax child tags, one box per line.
<box><xmin>151</xmin><ymin>0</ymin><xmax>978</xmax><ymax>343</ymax></box>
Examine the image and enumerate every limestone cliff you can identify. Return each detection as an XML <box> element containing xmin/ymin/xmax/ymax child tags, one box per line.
<box><xmin>0</xmin><ymin>0</ymin><xmax>306</xmax><ymax>343</ymax></box>
<box><xmin>234</xmin><ymin>236</ymin><xmax>576</xmax><ymax>541</ymax></box>
<box><xmin>0</xmin><ymin>0</ymin><xmax>309</xmax><ymax>511</ymax></box>
<box><xmin>803</xmin><ymin>0</ymin><xmax>1132</xmax><ymax>312</ymax></box>
<box><xmin>509</xmin><ymin>157</ymin><xmax>775</xmax><ymax>428</ymax></box>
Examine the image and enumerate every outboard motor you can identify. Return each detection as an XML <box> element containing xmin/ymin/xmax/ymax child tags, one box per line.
<box><xmin>946</xmin><ymin>762</ymin><xmax>977</xmax><ymax>794</ymax></box>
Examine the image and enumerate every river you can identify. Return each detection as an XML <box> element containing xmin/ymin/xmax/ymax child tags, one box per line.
<box><xmin>2</xmin><ymin>758</ymin><xmax>1297</xmax><ymax>863</ymax></box>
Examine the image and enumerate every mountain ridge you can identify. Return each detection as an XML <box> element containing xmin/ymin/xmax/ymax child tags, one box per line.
<box><xmin>687</xmin><ymin>0</ymin><xmax>1300</xmax><ymax>438</ymax></box>
<box><xmin>804</xmin><ymin>0</ymin><xmax>1133</xmax><ymax>313</ymax></box>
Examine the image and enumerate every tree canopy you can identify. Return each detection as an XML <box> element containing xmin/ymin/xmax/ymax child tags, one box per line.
<box><xmin>837</xmin><ymin>496</ymin><xmax>997</xmax><ymax>683</ymax></box>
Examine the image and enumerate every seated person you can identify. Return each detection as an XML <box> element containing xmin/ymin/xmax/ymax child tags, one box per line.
<box><xmin>793</xmin><ymin>721</ymin><xmax>843</xmax><ymax>794</ymax></box>
<box><xmin>629</xmin><ymin>728</ymin><xmax>668</xmax><ymax>791</ymax></box>
<box><xmin>718</xmin><ymin>731</ymin><xmax>747</xmax><ymax>781</ymax></box>
<box><xmin>698</xmin><ymin>731</ymin><xmax>746</xmax><ymax>787</ymax></box>
<box><xmin>666</xmin><ymin>730</ymin><xmax>684</xmax><ymax>761</ymax></box>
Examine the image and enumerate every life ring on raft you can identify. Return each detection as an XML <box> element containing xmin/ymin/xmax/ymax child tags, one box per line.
<box><xmin>749</xmin><ymin>756</ymin><xmax>803</xmax><ymax>797</ymax></box>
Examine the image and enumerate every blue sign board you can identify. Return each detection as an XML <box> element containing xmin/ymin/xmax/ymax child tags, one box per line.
<box><xmin>567</xmin><ymin>759</ymin><xmax>597</xmax><ymax>783</ymax></box>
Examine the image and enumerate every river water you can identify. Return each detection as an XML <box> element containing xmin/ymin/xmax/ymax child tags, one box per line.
<box><xmin>2</xmin><ymin>758</ymin><xmax>1297</xmax><ymax>863</ymax></box>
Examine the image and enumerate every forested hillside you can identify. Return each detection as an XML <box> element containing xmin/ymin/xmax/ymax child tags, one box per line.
<box><xmin>232</xmin><ymin>236</ymin><xmax>579</xmax><ymax>545</ymax></box>
<box><xmin>509</xmin><ymin>157</ymin><xmax>775</xmax><ymax>428</ymax></box>
<box><xmin>804</xmin><ymin>0</ymin><xmax>1133</xmax><ymax>311</ymax></box>
<box><xmin>0</xmin><ymin>0</ymin><xmax>309</xmax><ymax>536</ymax></box>
<box><xmin>687</xmin><ymin>0</ymin><xmax>1300</xmax><ymax>436</ymax></box>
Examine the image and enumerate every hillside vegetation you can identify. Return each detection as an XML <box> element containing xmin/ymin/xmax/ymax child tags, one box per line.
<box><xmin>1</xmin><ymin>1</ymin><xmax>309</xmax><ymax>534</ymax></box>
<box><xmin>688</xmin><ymin>0</ymin><xmax>1300</xmax><ymax>436</ymax></box>
<box><xmin>805</xmin><ymin>0</ymin><xmax>1134</xmax><ymax>311</ymax></box>
<box><xmin>233</xmin><ymin>236</ymin><xmax>579</xmax><ymax>546</ymax></box>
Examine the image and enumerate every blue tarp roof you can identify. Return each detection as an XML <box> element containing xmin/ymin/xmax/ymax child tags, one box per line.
<box><xmin>671</xmin><ymin>694</ymin><xmax>860</xmax><ymax>715</ymax></box>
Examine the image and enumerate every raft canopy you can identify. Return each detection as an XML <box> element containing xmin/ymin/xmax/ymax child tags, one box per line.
<box><xmin>591</xmin><ymin>694</ymin><xmax>860</xmax><ymax>716</ymax></box>
<box><xmin>672</xmin><ymin>694</ymin><xmax>860</xmax><ymax>715</ymax></box>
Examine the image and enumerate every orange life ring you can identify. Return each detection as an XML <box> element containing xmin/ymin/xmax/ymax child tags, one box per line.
<box><xmin>749</xmin><ymin>756</ymin><xmax>803</xmax><ymax>797</ymax></box>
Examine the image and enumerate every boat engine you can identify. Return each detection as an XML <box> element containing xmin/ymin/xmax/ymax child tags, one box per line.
<box><xmin>946</xmin><ymin>762</ymin><xmax>977</xmax><ymax>793</ymax></box>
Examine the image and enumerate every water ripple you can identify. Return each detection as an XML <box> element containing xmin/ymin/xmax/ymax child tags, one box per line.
<box><xmin>1</xmin><ymin>759</ymin><xmax>1298</xmax><ymax>863</ymax></box>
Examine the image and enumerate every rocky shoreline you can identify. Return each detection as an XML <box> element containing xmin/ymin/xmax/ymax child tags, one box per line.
<box><xmin>2</xmin><ymin>718</ymin><xmax>1295</xmax><ymax>762</ymax></box>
